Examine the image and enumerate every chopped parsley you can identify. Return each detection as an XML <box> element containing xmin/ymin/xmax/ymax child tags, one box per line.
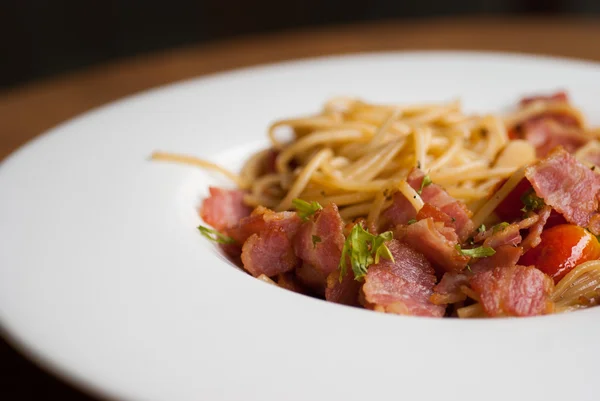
<box><xmin>455</xmin><ymin>244</ymin><xmax>496</xmax><ymax>258</ymax></box>
<box><xmin>198</xmin><ymin>225</ymin><xmax>236</xmax><ymax>244</ymax></box>
<box><xmin>292</xmin><ymin>198</ymin><xmax>323</xmax><ymax>221</ymax></box>
<box><xmin>339</xmin><ymin>224</ymin><xmax>394</xmax><ymax>282</ymax></box>
<box><xmin>492</xmin><ymin>222</ymin><xmax>510</xmax><ymax>233</ymax></box>
<box><xmin>418</xmin><ymin>175</ymin><xmax>432</xmax><ymax>195</ymax></box>
<box><xmin>312</xmin><ymin>235</ymin><xmax>322</xmax><ymax>248</ymax></box>
<box><xmin>477</xmin><ymin>224</ymin><xmax>486</xmax><ymax>233</ymax></box>
<box><xmin>520</xmin><ymin>188</ymin><xmax>545</xmax><ymax>212</ymax></box>
<box><xmin>407</xmin><ymin>218</ymin><xmax>417</xmax><ymax>225</ymax></box>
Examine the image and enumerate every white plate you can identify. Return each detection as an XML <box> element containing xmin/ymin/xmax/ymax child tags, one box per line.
<box><xmin>1</xmin><ymin>52</ymin><xmax>600</xmax><ymax>401</ymax></box>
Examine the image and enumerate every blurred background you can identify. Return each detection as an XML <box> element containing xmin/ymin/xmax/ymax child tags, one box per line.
<box><xmin>2</xmin><ymin>0</ymin><xmax>600</xmax><ymax>89</ymax></box>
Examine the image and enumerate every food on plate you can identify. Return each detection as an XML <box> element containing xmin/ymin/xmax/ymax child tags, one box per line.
<box><xmin>153</xmin><ymin>92</ymin><xmax>600</xmax><ymax>318</ymax></box>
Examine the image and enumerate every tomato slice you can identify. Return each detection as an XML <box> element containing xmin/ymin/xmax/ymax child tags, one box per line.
<box><xmin>520</xmin><ymin>224</ymin><xmax>600</xmax><ymax>283</ymax></box>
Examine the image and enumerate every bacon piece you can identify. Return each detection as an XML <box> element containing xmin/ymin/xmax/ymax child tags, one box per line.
<box><xmin>295</xmin><ymin>262</ymin><xmax>328</xmax><ymax>296</ymax></box>
<box><xmin>470</xmin><ymin>265</ymin><xmax>554</xmax><ymax>317</ymax></box>
<box><xmin>469</xmin><ymin>244</ymin><xmax>523</xmax><ymax>273</ymax></box>
<box><xmin>431</xmin><ymin>245</ymin><xmax>523</xmax><ymax>305</ymax></box>
<box><xmin>227</xmin><ymin>206</ymin><xmax>302</xmax><ymax>244</ymax></box>
<box><xmin>474</xmin><ymin>214</ymin><xmax>539</xmax><ymax>246</ymax></box>
<box><xmin>291</xmin><ymin>204</ymin><xmax>345</xmax><ymax>295</ymax></box>
<box><xmin>241</xmin><ymin>228</ymin><xmax>299</xmax><ymax>277</ymax></box>
<box><xmin>294</xmin><ymin>204</ymin><xmax>345</xmax><ymax>276</ymax></box>
<box><xmin>521</xmin><ymin>206</ymin><xmax>551</xmax><ymax>252</ymax></box>
<box><xmin>525</xmin><ymin>147</ymin><xmax>600</xmax><ymax>227</ymax></box>
<box><xmin>520</xmin><ymin>91</ymin><xmax>569</xmax><ymax>106</ymax></box>
<box><xmin>482</xmin><ymin>224</ymin><xmax>522</xmax><ymax>249</ymax></box>
<box><xmin>277</xmin><ymin>273</ymin><xmax>307</xmax><ymax>294</ymax></box>
<box><xmin>228</xmin><ymin>206</ymin><xmax>303</xmax><ymax>277</ymax></box>
<box><xmin>381</xmin><ymin>168</ymin><xmax>474</xmax><ymax>240</ymax></box>
<box><xmin>588</xmin><ymin>214</ymin><xmax>600</xmax><ymax>236</ymax></box>
<box><xmin>512</xmin><ymin>92</ymin><xmax>586</xmax><ymax>157</ymax></box>
<box><xmin>200</xmin><ymin>187</ymin><xmax>252</xmax><ymax>232</ymax></box>
<box><xmin>416</xmin><ymin>203</ymin><xmax>454</xmax><ymax>228</ymax></box>
<box><xmin>521</xmin><ymin>118</ymin><xmax>588</xmax><ymax>158</ymax></box>
<box><xmin>397</xmin><ymin>218</ymin><xmax>469</xmax><ymax>274</ymax></box>
<box><xmin>325</xmin><ymin>269</ymin><xmax>361</xmax><ymax>306</ymax></box>
<box><xmin>362</xmin><ymin>240</ymin><xmax>445</xmax><ymax>317</ymax></box>
<box><xmin>408</xmin><ymin>169</ymin><xmax>474</xmax><ymax>241</ymax></box>
<box><xmin>381</xmin><ymin>191</ymin><xmax>415</xmax><ymax>228</ymax></box>
<box><xmin>430</xmin><ymin>272</ymin><xmax>469</xmax><ymax>305</ymax></box>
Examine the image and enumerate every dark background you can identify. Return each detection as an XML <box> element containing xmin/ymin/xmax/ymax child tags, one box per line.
<box><xmin>1</xmin><ymin>1</ymin><xmax>600</xmax><ymax>400</ymax></box>
<box><xmin>2</xmin><ymin>0</ymin><xmax>600</xmax><ymax>90</ymax></box>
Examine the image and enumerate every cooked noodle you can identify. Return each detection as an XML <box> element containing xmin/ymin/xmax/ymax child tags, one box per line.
<box><xmin>552</xmin><ymin>261</ymin><xmax>600</xmax><ymax>312</ymax></box>
<box><xmin>153</xmin><ymin>98</ymin><xmax>531</xmax><ymax>225</ymax></box>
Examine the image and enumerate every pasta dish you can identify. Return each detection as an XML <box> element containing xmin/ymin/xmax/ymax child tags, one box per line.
<box><xmin>153</xmin><ymin>92</ymin><xmax>600</xmax><ymax>318</ymax></box>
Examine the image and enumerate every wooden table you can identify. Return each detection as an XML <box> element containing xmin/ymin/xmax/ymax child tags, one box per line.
<box><xmin>1</xmin><ymin>16</ymin><xmax>599</xmax><ymax>400</ymax></box>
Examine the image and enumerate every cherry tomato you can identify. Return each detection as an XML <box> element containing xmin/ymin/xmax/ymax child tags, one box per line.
<box><xmin>494</xmin><ymin>178</ymin><xmax>567</xmax><ymax>227</ymax></box>
<box><xmin>520</xmin><ymin>224</ymin><xmax>600</xmax><ymax>283</ymax></box>
<box><xmin>495</xmin><ymin>178</ymin><xmax>531</xmax><ymax>221</ymax></box>
<box><xmin>544</xmin><ymin>210</ymin><xmax>567</xmax><ymax>229</ymax></box>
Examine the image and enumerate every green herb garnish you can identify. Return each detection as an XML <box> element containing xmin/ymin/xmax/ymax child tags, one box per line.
<box><xmin>292</xmin><ymin>198</ymin><xmax>323</xmax><ymax>221</ymax></box>
<box><xmin>198</xmin><ymin>225</ymin><xmax>236</xmax><ymax>244</ymax></box>
<box><xmin>339</xmin><ymin>224</ymin><xmax>394</xmax><ymax>282</ymax></box>
<box><xmin>418</xmin><ymin>175</ymin><xmax>433</xmax><ymax>195</ymax></box>
<box><xmin>407</xmin><ymin>218</ymin><xmax>417</xmax><ymax>225</ymax></box>
<box><xmin>521</xmin><ymin>188</ymin><xmax>545</xmax><ymax>212</ymax></box>
<box><xmin>477</xmin><ymin>224</ymin><xmax>486</xmax><ymax>233</ymax></box>
<box><xmin>455</xmin><ymin>244</ymin><xmax>496</xmax><ymax>258</ymax></box>
<box><xmin>492</xmin><ymin>222</ymin><xmax>510</xmax><ymax>233</ymax></box>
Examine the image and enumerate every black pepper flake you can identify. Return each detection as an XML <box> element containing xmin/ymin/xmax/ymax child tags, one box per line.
<box><xmin>417</xmin><ymin>161</ymin><xmax>421</xmax><ymax>169</ymax></box>
<box><xmin>320</xmin><ymin>190</ymin><xmax>326</xmax><ymax>196</ymax></box>
<box><xmin>592</xmin><ymin>166</ymin><xmax>596</xmax><ymax>171</ymax></box>
<box><xmin>413</xmin><ymin>195</ymin><xmax>416</xmax><ymax>199</ymax></box>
